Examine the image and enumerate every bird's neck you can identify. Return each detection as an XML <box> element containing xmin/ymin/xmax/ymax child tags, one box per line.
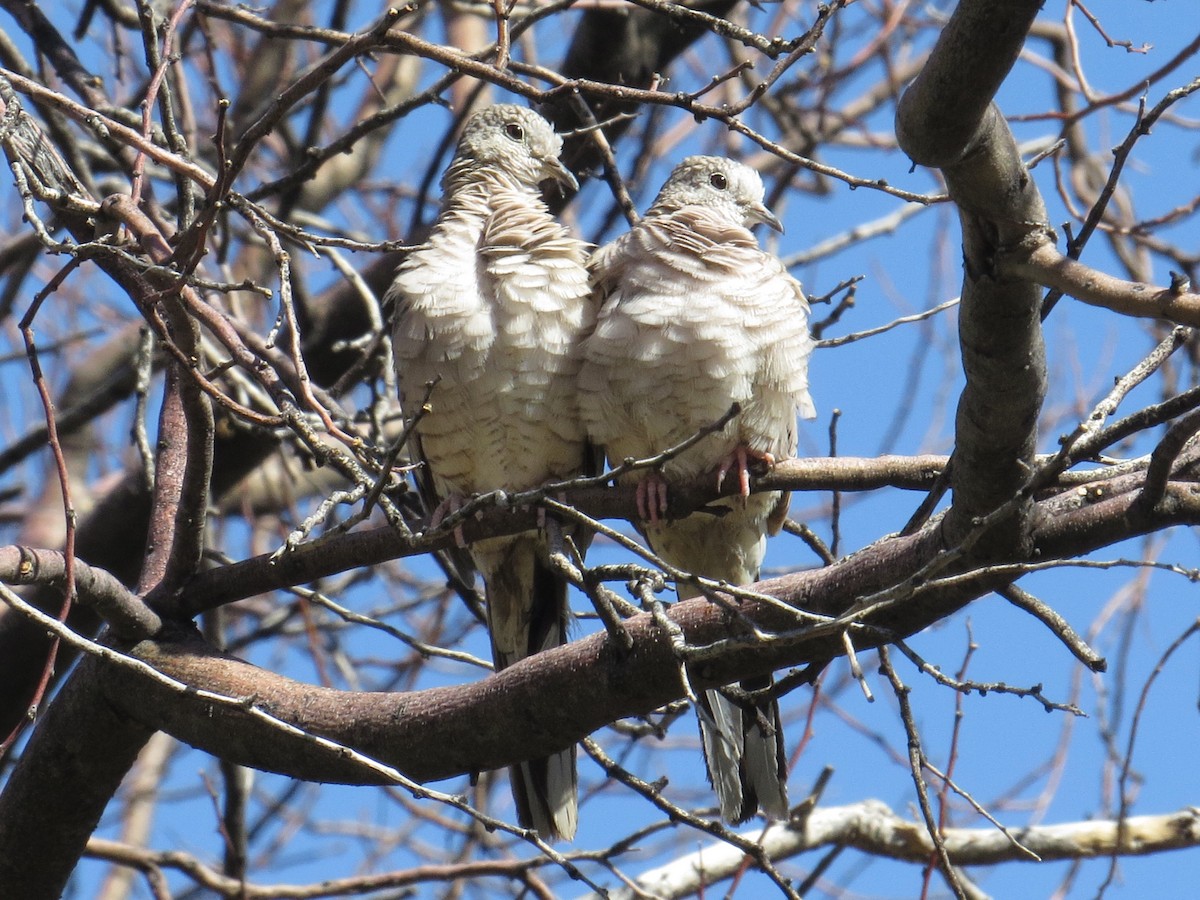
<box><xmin>440</xmin><ymin>160</ymin><xmax>541</xmax><ymax>208</ymax></box>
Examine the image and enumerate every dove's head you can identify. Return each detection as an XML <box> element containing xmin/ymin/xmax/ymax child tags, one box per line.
<box><xmin>648</xmin><ymin>156</ymin><xmax>783</xmax><ymax>233</ymax></box>
<box><xmin>452</xmin><ymin>104</ymin><xmax>578</xmax><ymax>192</ymax></box>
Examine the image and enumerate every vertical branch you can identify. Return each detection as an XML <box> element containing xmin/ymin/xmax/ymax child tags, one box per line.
<box><xmin>98</xmin><ymin>195</ymin><xmax>215</xmax><ymax>597</ymax></box>
<box><xmin>895</xmin><ymin>0</ymin><xmax>1049</xmax><ymax>555</ymax></box>
<box><xmin>218</xmin><ymin>760</ymin><xmax>250</xmax><ymax>884</ymax></box>
<box><xmin>878</xmin><ymin>647</ymin><xmax>967</xmax><ymax>900</ymax></box>
<box><xmin>138</xmin><ymin>361</ymin><xmax>212</xmax><ymax>596</ymax></box>
<box><xmin>130</xmin><ymin>0</ymin><xmax>195</xmax><ymax>206</ymax></box>
<box><xmin>827</xmin><ymin>408</ymin><xmax>842</xmax><ymax>558</ymax></box>
<box><xmin>927</xmin><ymin>625</ymin><xmax>976</xmax><ymax>895</ymax></box>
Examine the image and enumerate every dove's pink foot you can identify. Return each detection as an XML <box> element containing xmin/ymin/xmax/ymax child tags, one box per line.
<box><xmin>429</xmin><ymin>493</ymin><xmax>469</xmax><ymax>548</ymax></box>
<box><xmin>716</xmin><ymin>444</ymin><xmax>776</xmax><ymax>498</ymax></box>
<box><xmin>636</xmin><ymin>472</ymin><xmax>670</xmax><ymax>525</ymax></box>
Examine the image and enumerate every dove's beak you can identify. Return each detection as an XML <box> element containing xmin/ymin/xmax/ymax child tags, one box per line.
<box><xmin>542</xmin><ymin>157</ymin><xmax>579</xmax><ymax>193</ymax></box>
<box><xmin>746</xmin><ymin>201</ymin><xmax>784</xmax><ymax>234</ymax></box>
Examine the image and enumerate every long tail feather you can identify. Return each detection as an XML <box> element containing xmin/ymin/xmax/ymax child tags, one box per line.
<box><xmin>649</xmin><ymin>502</ymin><xmax>791</xmax><ymax>824</ymax></box>
<box><xmin>484</xmin><ymin>541</ymin><xmax>578</xmax><ymax>841</ymax></box>
<box><xmin>698</xmin><ymin>682</ymin><xmax>787</xmax><ymax>823</ymax></box>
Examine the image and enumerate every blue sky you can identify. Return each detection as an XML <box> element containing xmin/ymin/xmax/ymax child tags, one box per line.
<box><xmin>4</xmin><ymin>1</ymin><xmax>1200</xmax><ymax>898</ymax></box>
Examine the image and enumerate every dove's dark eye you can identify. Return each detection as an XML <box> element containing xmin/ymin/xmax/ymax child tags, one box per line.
<box><xmin>505</xmin><ymin>122</ymin><xmax>525</xmax><ymax>142</ymax></box>
<box><xmin>709</xmin><ymin>172</ymin><xmax>728</xmax><ymax>190</ymax></box>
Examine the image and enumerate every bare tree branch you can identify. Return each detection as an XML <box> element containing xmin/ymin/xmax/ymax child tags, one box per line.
<box><xmin>600</xmin><ymin>803</ymin><xmax>1200</xmax><ymax>900</ymax></box>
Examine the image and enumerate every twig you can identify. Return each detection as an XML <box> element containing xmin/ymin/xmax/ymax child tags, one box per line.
<box><xmin>3</xmin><ymin>256</ymin><xmax>85</xmax><ymax>752</ymax></box>
<box><xmin>581</xmin><ymin>738</ymin><xmax>803</xmax><ymax>900</ymax></box>
<box><xmin>1042</xmin><ymin>75</ymin><xmax>1200</xmax><ymax>317</ymax></box>
<box><xmin>878</xmin><ymin>647</ymin><xmax>968</xmax><ymax>900</ymax></box>
<box><xmin>780</xmin><ymin>518</ymin><xmax>835</xmax><ymax>565</ymax></box>
<box><xmin>999</xmin><ymin>584</ymin><xmax>1106</xmax><ymax>672</ymax></box>
<box><xmin>817</xmin><ymin>298</ymin><xmax>959</xmax><ymax>349</ymax></box>
<box><xmin>922</xmin><ymin>757</ymin><xmax>1040</xmax><ymax>862</ymax></box>
<box><xmin>827</xmin><ymin>409</ymin><xmax>842</xmax><ymax>558</ymax></box>
<box><xmin>841</xmin><ymin>630</ymin><xmax>872</xmax><ymax>702</ymax></box>
<box><xmin>807</xmin><ymin>277</ymin><xmax>860</xmax><ymax>340</ymax></box>
<box><xmin>891</xmin><ymin>635</ymin><xmax>1086</xmax><ymax>715</ymax></box>
<box><xmin>1131</xmin><ymin>407</ymin><xmax>1200</xmax><ymax>518</ymax></box>
<box><xmin>1098</xmin><ymin>617</ymin><xmax>1200</xmax><ymax>896</ymax></box>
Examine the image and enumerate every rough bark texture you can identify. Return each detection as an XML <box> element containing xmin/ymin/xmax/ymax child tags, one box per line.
<box><xmin>0</xmin><ymin>653</ymin><xmax>154</xmax><ymax>899</ymax></box>
<box><xmin>895</xmin><ymin>0</ymin><xmax>1049</xmax><ymax>553</ymax></box>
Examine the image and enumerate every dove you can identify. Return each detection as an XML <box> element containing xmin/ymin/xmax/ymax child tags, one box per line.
<box><xmin>578</xmin><ymin>155</ymin><xmax>816</xmax><ymax>823</ymax></box>
<box><xmin>388</xmin><ymin>104</ymin><xmax>592</xmax><ymax>841</ymax></box>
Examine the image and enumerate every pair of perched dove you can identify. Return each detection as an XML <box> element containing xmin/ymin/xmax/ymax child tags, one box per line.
<box><xmin>388</xmin><ymin>105</ymin><xmax>816</xmax><ymax>842</ymax></box>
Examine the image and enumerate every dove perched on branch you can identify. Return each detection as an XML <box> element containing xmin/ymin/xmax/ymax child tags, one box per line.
<box><xmin>388</xmin><ymin>105</ymin><xmax>593</xmax><ymax>841</ymax></box>
<box><xmin>579</xmin><ymin>155</ymin><xmax>816</xmax><ymax>823</ymax></box>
